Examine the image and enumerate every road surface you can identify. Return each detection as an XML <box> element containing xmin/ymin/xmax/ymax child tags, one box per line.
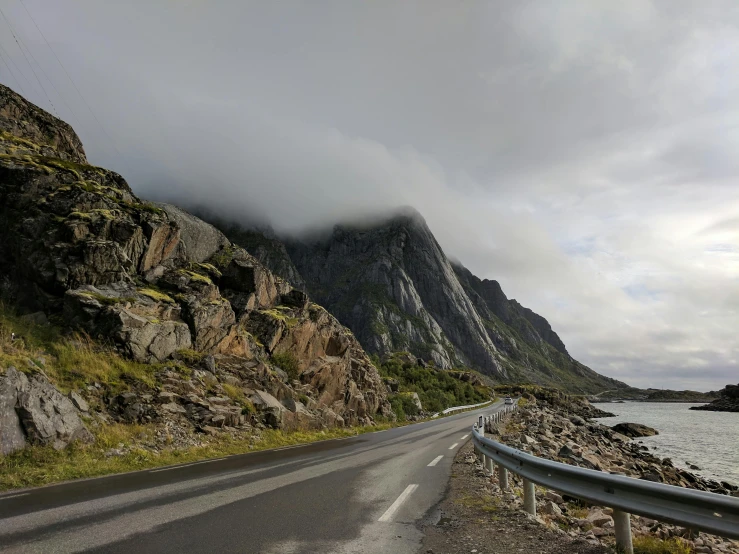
<box><xmin>0</xmin><ymin>400</ymin><xmax>505</xmax><ymax>553</ymax></box>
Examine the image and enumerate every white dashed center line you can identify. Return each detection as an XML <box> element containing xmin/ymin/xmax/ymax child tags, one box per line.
<box><xmin>448</xmin><ymin>442</ymin><xmax>459</xmax><ymax>450</ymax></box>
<box><xmin>378</xmin><ymin>484</ymin><xmax>419</xmax><ymax>522</ymax></box>
<box><xmin>460</xmin><ymin>434</ymin><xmax>469</xmax><ymax>440</ymax></box>
<box><xmin>427</xmin><ymin>455</ymin><xmax>443</xmax><ymax>467</ymax></box>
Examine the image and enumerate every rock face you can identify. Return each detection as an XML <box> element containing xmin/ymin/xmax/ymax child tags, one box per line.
<box><xmin>215</xmin><ymin>208</ymin><xmax>627</xmax><ymax>393</ymax></box>
<box><xmin>611</xmin><ymin>422</ymin><xmax>659</xmax><ymax>438</ymax></box>
<box><xmin>0</xmin><ymin>83</ymin><xmax>390</xmax><ymax>441</ymax></box>
<box><xmin>193</xmin><ymin>211</ymin><xmax>306</xmax><ymax>290</ymax></box>
<box><xmin>0</xmin><ymin>367</ymin><xmax>93</xmax><ymax>454</ymax></box>
<box><xmin>0</xmin><ymin>84</ymin><xmax>86</xmax><ymax>163</ymax></box>
<box><xmin>690</xmin><ymin>384</ymin><xmax>739</xmax><ymax>412</ymax></box>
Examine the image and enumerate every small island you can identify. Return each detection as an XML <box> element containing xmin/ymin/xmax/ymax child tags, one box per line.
<box><xmin>690</xmin><ymin>384</ymin><xmax>739</xmax><ymax>412</ymax></box>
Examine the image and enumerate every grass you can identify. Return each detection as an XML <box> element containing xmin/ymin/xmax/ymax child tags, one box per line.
<box><xmin>177</xmin><ymin>269</ymin><xmax>213</xmax><ymax>285</ymax></box>
<box><xmin>630</xmin><ymin>536</ymin><xmax>693</xmax><ymax>554</ymax></box>
<box><xmin>271</xmin><ymin>351</ymin><xmax>300</xmax><ymax>381</ymax></box>
<box><xmin>138</xmin><ymin>288</ymin><xmax>175</xmax><ymax>304</ymax></box>
<box><xmin>0</xmin><ymin>303</ymin><xmax>159</xmax><ymax>392</ymax></box>
<box><xmin>0</xmin><ymin>420</ymin><xmax>404</xmax><ymax>491</ymax></box>
<box><xmin>454</xmin><ymin>492</ymin><xmax>500</xmax><ymax>513</ymax></box>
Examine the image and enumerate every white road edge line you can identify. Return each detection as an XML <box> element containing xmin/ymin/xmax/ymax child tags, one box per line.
<box><xmin>149</xmin><ymin>458</ymin><xmax>227</xmax><ymax>473</ymax></box>
<box><xmin>378</xmin><ymin>484</ymin><xmax>419</xmax><ymax>522</ymax></box>
<box><xmin>0</xmin><ymin>493</ymin><xmax>29</xmax><ymax>501</ymax></box>
<box><xmin>427</xmin><ymin>455</ymin><xmax>443</xmax><ymax>467</ymax></box>
<box><xmin>460</xmin><ymin>434</ymin><xmax>469</xmax><ymax>440</ymax></box>
<box><xmin>448</xmin><ymin>442</ymin><xmax>459</xmax><ymax>450</ymax></box>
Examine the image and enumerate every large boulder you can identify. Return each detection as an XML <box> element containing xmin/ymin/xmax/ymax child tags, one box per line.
<box><xmin>0</xmin><ymin>367</ymin><xmax>93</xmax><ymax>453</ymax></box>
<box><xmin>611</xmin><ymin>422</ymin><xmax>658</xmax><ymax>438</ymax></box>
<box><xmin>155</xmin><ymin>203</ymin><xmax>229</xmax><ymax>263</ymax></box>
<box><xmin>64</xmin><ymin>285</ymin><xmax>192</xmax><ymax>362</ymax></box>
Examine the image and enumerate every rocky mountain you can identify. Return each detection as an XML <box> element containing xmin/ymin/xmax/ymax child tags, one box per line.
<box><xmin>212</xmin><ymin>209</ymin><xmax>627</xmax><ymax>394</ymax></box>
<box><xmin>0</xmin><ymin>84</ymin><xmax>391</xmax><ymax>455</ymax></box>
<box><xmin>690</xmin><ymin>384</ymin><xmax>739</xmax><ymax>412</ymax></box>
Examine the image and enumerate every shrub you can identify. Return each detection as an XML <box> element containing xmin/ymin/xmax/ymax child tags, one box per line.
<box><xmin>222</xmin><ymin>383</ymin><xmax>245</xmax><ymax>404</ymax></box>
<box><xmin>376</xmin><ymin>355</ymin><xmax>490</xmax><ymax>412</ymax></box>
<box><xmin>271</xmin><ymin>351</ymin><xmax>300</xmax><ymax>381</ymax></box>
<box><xmin>631</xmin><ymin>536</ymin><xmax>692</xmax><ymax>554</ymax></box>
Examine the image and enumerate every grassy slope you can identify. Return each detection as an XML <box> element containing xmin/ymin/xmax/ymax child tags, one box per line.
<box><xmin>0</xmin><ymin>303</ymin><xmax>408</xmax><ymax>490</ymax></box>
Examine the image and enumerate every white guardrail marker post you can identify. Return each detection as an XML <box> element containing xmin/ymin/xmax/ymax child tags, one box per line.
<box><xmin>614</xmin><ymin>509</ymin><xmax>633</xmax><ymax>554</ymax></box>
<box><xmin>499</xmin><ymin>463</ymin><xmax>509</xmax><ymax>490</ymax></box>
<box><xmin>523</xmin><ymin>479</ymin><xmax>536</xmax><ymax>516</ymax></box>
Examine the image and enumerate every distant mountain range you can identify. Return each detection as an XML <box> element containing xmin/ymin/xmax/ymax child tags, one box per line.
<box><xmin>200</xmin><ymin>209</ymin><xmax>629</xmax><ymax>394</ymax></box>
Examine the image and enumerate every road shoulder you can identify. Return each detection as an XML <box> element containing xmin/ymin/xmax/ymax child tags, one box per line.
<box><xmin>419</xmin><ymin>441</ymin><xmax>611</xmax><ymax>554</ymax></box>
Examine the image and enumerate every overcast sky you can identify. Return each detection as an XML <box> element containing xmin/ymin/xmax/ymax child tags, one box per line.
<box><xmin>2</xmin><ymin>1</ymin><xmax>738</xmax><ymax>391</ymax></box>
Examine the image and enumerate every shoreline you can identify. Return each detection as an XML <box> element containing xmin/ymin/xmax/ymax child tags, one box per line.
<box><xmin>477</xmin><ymin>393</ymin><xmax>739</xmax><ymax>552</ymax></box>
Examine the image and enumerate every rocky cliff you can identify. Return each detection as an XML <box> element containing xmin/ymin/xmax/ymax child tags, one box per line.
<box><xmin>0</xmin><ymin>84</ymin><xmax>391</xmax><ymax>455</ymax></box>
<box><xmin>690</xmin><ymin>384</ymin><xmax>739</xmax><ymax>412</ymax></box>
<box><xmin>218</xmin><ymin>209</ymin><xmax>626</xmax><ymax>394</ymax></box>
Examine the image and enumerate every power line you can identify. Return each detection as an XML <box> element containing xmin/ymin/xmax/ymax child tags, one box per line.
<box><xmin>0</xmin><ymin>4</ymin><xmax>57</xmax><ymax>115</ymax></box>
<box><xmin>0</xmin><ymin>42</ymin><xmax>27</xmax><ymax>96</ymax></box>
<box><xmin>0</xmin><ymin>38</ymin><xmax>34</xmax><ymax>97</ymax></box>
<box><xmin>16</xmin><ymin>0</ymin><xmax>129</xmax><ymax>171</ymax></box>
<box><xmin>13</xmin><ymin>0</ymin><xmax>85</xmax><ymax>134</ymax></box>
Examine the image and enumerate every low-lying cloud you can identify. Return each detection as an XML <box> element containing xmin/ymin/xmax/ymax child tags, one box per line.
<box><xmin>2</xmin><ymin>0</ymin><xmax>738</xmax><ymax>390</ymax></box>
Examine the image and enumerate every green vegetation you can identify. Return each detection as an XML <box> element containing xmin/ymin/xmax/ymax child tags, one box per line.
<box><xmin>126</xmin><ymin>202</ymin><xmax>163</xmax><ymax>216</ymax></box>
<box><xmin>190</xmin><ymin>262</ymin><xmax>222</xmax><ymax>279</ymax></box>
<box><xmin>376</xmin><ymin>353</ymin><xmax>491</xmax><ymax>418</ymax></box>
<box><xmin>77</xmin><ymin>291</ymin><xmax>136</xmax><ymax>306</ymax></box>
<box><xmin>138</xmin><ymin>288</ymin><xmax>175</xmax><ymax>304</ymax></box>
<box><xmin>209</xmin><ymin>245</ymin><xmax>237</xmax><ymax>270</ymax></box>
<box><xmin>176</xmin><ymin>348</ymin><xmax>205</xmax><ymax>365</ymax></box>
<box><xmin>0</xmin><ymin>303</ymin><xmax>158</xmax><ymax>392</ymax></box>
<box><xmin>630</xmin><ymin>536</ymin><xmax>693</xmax><ymax>554</ymax></box>
<box><xmin>0</xmin><ymin>421</ymin><xmax>404</xmax><ymax>491</ymax></box>
<box><xmin>271</xmin><ymin>351</ymin><xmax>300</xmax><ymax>381</ymax></box>
<box><xmin>260</xmin><ymin>307</ymin><xmax>299</xmax><ymax>328</ymax></box>
<box><xmin>454</xmin><ymin>492</ymin><xmax>500</xmax><ymax>513</ymax></box>
<box><xmin>177</xmin><ymin>269</ymin><xmax>213</xmax><ymax>285</ymax></box>
<box><xmin>0</xmin><ymin>129</ymin><xmax>41</xmax><ymax>150</ymax></box>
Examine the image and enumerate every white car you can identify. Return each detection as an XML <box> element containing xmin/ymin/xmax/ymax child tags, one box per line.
<box><xmin>504</xmin><ymin>397</ymin><xmax>513</xmax><ymax>405</ymax></box>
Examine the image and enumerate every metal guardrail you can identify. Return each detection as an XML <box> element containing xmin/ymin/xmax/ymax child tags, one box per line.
<box><xmin>430</xmin><ymin>399</ymin><xmax>494</xmax><ymax>418</ymax></box>
<box><xmin>471</xmin><ymin>407</ymin><xmax>739</xmax><ymax>554</ymax></box>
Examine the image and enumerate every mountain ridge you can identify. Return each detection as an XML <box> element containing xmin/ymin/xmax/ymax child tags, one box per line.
<box><xmin>208</xmin><ymin>211</ymin><xmax>628</xmax><ymax>394</ymax></box>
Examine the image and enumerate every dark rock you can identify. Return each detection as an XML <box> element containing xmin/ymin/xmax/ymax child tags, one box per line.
<box><xmin>690</xmin><ymin>383</ymin><xmax>739</xmax><ymax>412</ymax></box>
<box><xmin>558</xmin><ymin>444</ymin><xmax>576</xmax><ymax>458</ymax></box>
<box><xmin>20</xmin><ymin>311</ymin><xmax>48</xmax><ymax>326</ymax></box>
<box><xmin>611</xmin><ymin>422</ymin><xmax>658</xmax><ymax>438</ymax></box>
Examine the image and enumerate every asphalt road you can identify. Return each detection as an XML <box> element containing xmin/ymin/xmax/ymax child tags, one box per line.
<box><xmin>0</xmin><ymin>400</ymin><xmax>505</xmax><ymax>554</ymax></box>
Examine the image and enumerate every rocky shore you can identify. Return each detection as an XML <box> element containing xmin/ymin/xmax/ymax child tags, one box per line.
<box><xmin>475</xmin><ymin>391</ymin><xmax>739</xmax><ymax>553</ymax></box>
<box><xmin>691</xmin><ymin>384</ymin><xmax>739</xmax><ymax>412</ymax></box>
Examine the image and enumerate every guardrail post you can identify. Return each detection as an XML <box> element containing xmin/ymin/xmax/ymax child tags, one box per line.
<box><xmin>523</xmin><ymin>479</ymin><xmax>536</xmax><ymax>516</ymax></box>
<box><xmin>613</xmin><ymin>510</ymin><xmax>633</xmax><ymax>554</ymax></box>
<box><xmin>498</xmin><ymin>463</ymin><xmax>509</xmax><ymax>490</ymax></box>
<box><xmin>485</xmin><ymin>454</ymin><xmax>493</xmax><ymax>474</ymax></box>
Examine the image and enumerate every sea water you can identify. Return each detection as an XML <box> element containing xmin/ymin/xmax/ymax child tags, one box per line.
<box><xmin>594</xmin><ymin>402</ymin><xmax>739</xmax><ymax>486</ymax></box>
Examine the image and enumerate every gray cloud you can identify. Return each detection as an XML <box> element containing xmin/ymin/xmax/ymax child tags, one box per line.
<box><xmin>2</xmin><ymin>0</ymin><xmax>738</xmax><ymax>390</ymax></box>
